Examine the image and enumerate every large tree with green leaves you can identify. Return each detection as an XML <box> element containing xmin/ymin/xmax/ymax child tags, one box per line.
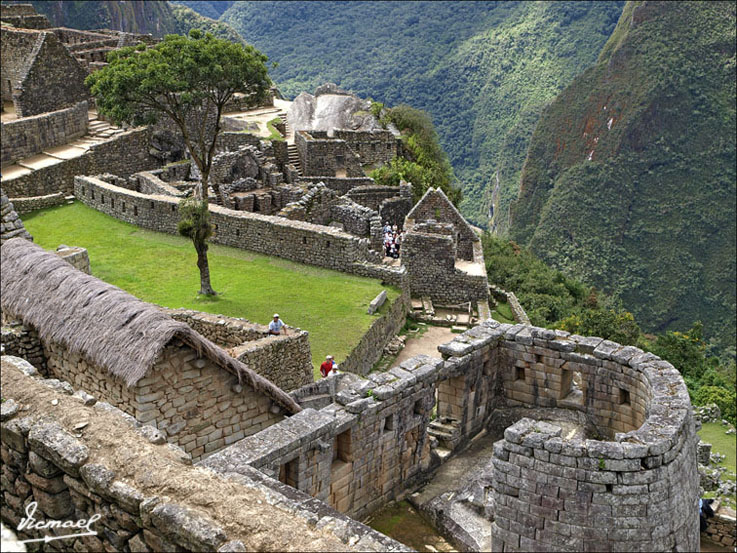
<box><xmin>86</xmin><ymin>29</ymin><xmax>270</xmax><ymax>295</ymax></box>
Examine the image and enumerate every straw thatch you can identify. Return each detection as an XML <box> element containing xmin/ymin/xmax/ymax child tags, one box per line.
<box><xmin>0</xmin><ymin>238</ymin><xmax>301</xmax><ymax>414</ymax></box>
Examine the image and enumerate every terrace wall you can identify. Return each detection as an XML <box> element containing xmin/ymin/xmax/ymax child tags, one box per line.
<box><xmin>1</xmin><ymin>101</ymin><xmax>88</xmax><ymax>166</ymax></box>
<box><xmin>74</xmin><ymin>175</ymin><xmax>406</xmax><ymax>287</ymax></box>
<box><xmin>3</xmin><ymin>127</ymin><xmax>159</xmax><ymax>199</ymax></box>
<box><xmin>340</xmin><ymin>286</ymin><xmax>411</xmax><ymax>376</ymax></box>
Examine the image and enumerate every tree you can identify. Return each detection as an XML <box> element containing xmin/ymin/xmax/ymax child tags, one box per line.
<box><xmin>177</xmin><ymin>198</ymin><xmax>215</xmax><ymax>295</ymax></box>
<box><xmin>86</xmin><ymin>30</ymin><xmax>270</xmax><ymax>295</ymax></box>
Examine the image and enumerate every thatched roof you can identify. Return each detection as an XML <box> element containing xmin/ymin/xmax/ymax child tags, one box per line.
<box><xmin>0</xmin><ymin>238</ymin><xmax>301</xmax><ymax>414</ymax></box>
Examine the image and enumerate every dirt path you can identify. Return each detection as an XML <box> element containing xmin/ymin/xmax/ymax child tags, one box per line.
<box><xmin>394</xmin><ymin>326</ymin><xmax>455</xmax><ymax>365</ymax></box>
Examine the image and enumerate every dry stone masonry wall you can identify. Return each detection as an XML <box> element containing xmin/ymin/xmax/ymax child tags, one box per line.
<box><xmin>74</xmin><ymin>175</ymin><xmax>406</xmax><ymax>287</ymax></box>
<box><xmin>1</xmin><ymin>101</ymin><xmax>88</xmax><ymax>166</ymax></box>
<box><xmin>0</xmin><ymin>355</ymin><xmax>407</xmax><ymax>552</ymax></box>
<box><xmin>165</xmin><ymin>308</ymin><xmax>313</xmax><ymax>392</ymax></box>
<box><xmin>436</xmin><ymin>321</ymin><xmax>700</xmax><ymax>553</ymax></box>
<box><xmin>0</xmin><ymin>190</ymin><xmax>33</xmax><ymax>244</ymax></box>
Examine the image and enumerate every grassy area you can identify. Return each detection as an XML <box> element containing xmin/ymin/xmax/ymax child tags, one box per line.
<box><xmin>266</xmin><ymin>117</ymin><xmax>285</xmax><ymax>141</ymax></box>
<box><xmin>492</xmin><ymin>299</ymin><xmax>515</xmax><ymax>324</ymax></box>
<box><xmin>23</xmin><ymin>202</ymin><xmax>399</xmax><ymax>378</ymax></box>
<box><xmin>699</xmin><ymin>422</ymin><xmax>737</xmax><ymax>477</ymax></box>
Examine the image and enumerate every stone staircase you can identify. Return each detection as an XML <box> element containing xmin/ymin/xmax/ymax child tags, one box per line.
<box><xmin>428</xmin><ymin>417</ymin><xmax>462</xmax><ymax>451</ymax></box>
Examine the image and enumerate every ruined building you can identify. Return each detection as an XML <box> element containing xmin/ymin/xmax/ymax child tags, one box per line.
<box><xmin>0</xmin><ymin>6</ymin><xmax>702</xmax><ymax>551</ymax></box>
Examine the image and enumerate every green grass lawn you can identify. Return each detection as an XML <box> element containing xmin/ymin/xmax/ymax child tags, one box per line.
<box><xmin>23</xmin><ymin>202</ymin><xmax>400</xmax><ymax>378</ymax></box>
<box><xmin>492</xmin><ymin>300</ymin><xmax>515</xmax><ymax>324</ymax></box>
<box><xmin>699</xmin><ymin>422</ymin><xmax>737</xmax><ymax>477</ymax></box>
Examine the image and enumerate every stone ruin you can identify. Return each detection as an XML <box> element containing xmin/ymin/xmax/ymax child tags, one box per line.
<box><xmin>0</xmin><ymin>9</ymin><xmax>705</xmax><ymax>550</ymax></box>
<box><xmin>1</xmin><ymin>236</ymin><xmax>701</xmax><ymax>550</ymax></box>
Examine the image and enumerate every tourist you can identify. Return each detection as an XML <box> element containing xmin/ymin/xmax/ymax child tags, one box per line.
<box><xmin>394</xmin><ymin>231</ymin><xmax>402</xmax><ymax>255</ymax></box>
<box><xmin>320</xmin><ymin>355</ymin><xmax>336</xmax><ymax>378</ymax></box>
<box><xmin>383</xmin><ymin>221</ymin><xmax>392</xmax><ymax>234</ymax></box>
<box><xmin>384</xmin><ymin>233</ymin><xmax>393</xmax><ymax>257</ymax></box>
<box><xmin>268</xmin><ymin>313</ymin><xmax>287</xmax><ymax>335</ymax></box>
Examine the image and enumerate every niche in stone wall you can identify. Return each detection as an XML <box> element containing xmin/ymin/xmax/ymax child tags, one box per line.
<box><xmin>618</xmin><ymin>387</ymin><xmax>631</xmax><ymax>406</ymax></box>
<box><xmin>560</xmin><ymin>365</ymin><xmax>584</xmax><ymax>407</ymax></box>
<box><xmin>279</xmin><ymin>457</ymin><xmax>299</xmax><ymax>488</ymax></box>
<box><xmin>333</xmin><ymin>429</ymin><xmax>352</xmax><ymax>464</ymax></box>
<box><xmin>382</xmin><ymin>414</ymin><xmax>395</xmax><ymax>434</ymax></box>
<box><xmin>515</xmin><ymin>366</ymin><xmax>525</xmax><ymax>381</ymax></box>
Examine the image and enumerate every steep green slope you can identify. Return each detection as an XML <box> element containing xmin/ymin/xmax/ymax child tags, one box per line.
<box><xmin>509</xmin><ymin>1</ymin><xmax>736</xmax><ymax>349</ymax></box>
<box><xmin>218</xmin><ymin>1</ymin><xmax>623</xmax><ymax>228</ymax></box>
<box><xmin>174</xmin><ymin>1</ymin><xmax>234</xmax><ymax>20</ymax></box>
<box><xmin>24</xmin><ymin>0</ymin><xmax>243</xmax><ymax>43</ymax></box>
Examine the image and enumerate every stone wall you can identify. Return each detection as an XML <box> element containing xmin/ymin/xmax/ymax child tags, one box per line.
<box><xmin>0</xmin><ymin>190</ymin><xmax>33</xmax><ymax>243</ymax></box>
<box><xmin>0</xmin><ymin>355</ymin><xmax>407</xmax><ymax>552</ymax></box>
<box><xmin>165</xmin><ymin>308</ymin><xmax>313</xmax><ymax>392</ymax></box>
<box><xmin>9</xmin><ymin>29</ymin><xmax>89</xmax><ymax>117</ymax></box>
<box><xmin>74</xmin><ymin>175</ymin><xmax>405</xmax><ymax>285</ymax></box>
<box><xmin>402</xmin><ymin>222</ymin><xmax>489</xmax><ymax>305</ymax></box>
<box><xmin>1</xmin><ymin>101</ymin><xmax>88</xmax><ymax>166</ymax></box>
<box><xmin>0</xmin><ymin>322</ymin><xmax>45</xmax><ymax>371</ymax></box>
<box><xmin>298</xmin><ymin>176</ymin><xmax>375</xmax><ymax>196</ymax></box>
<box><xmin>406</xmin><ymin>188</ymin><xmax>478</xmax><ymax>261</ymax></box>
<box><xmin>3</xmin><ymin>127</ymin><xmax>159</xmax><ymax>199</ymax></box>
<box><xmin>9</xmin><ymin>192</ymin><xmax>66</xmax><ymax>214</ymax></box>
<box><xmin>346</xmin><ymin>185</ymin><xmax>402</xmax><ymax>211</ymax></box>
<box><xmin>54</xmin><ymin>245</ymin><xmax>90</xmax><ymax>274</ymax></box>
<box><xmin>202</xmin><ymin>355</ymin><xmax>444</xmax><ymax>520</ymax></box>
<box><xmin>703</xmin><ymin>508</ymin><xmax>737</xmax><ymax>549</ymax></box>
<box><xmin>340</xmin><ymin>287</ymin><xmax>410</xmax><ymax>376</ymax></box>
<box><xmin>38</xmin><ymin>338</ymin><xmax>283</xmax><ymax>463</ymax></box>
<box><xmin>490</xmin><ymin>285</ymin><xmax>531</xmax><ymax>325</ymax></box>
<box><xmin>0</xmin><ymin>3</ymin><xmax>50</xmax><ymax>29</ymax></box>
<box><xmin>435</xmin><ymin>320</ymin><xmax>700</xmax><ymax>553</ymax></box>
<box><xmin>1</xmin><ymin>26</ymin><xmax>37</xmax><ymax>102</ymax></box>
<box><xmin>334</xmin><ymin>129</ymin><xmax>397</xmax><ymax>166</ymax></box>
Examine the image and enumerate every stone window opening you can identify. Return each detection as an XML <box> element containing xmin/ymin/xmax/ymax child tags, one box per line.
<box><xmin>100</xmin><ymin>193</ymin><xmax>104</xmax><ymax>204</ymax></box>
<box><xmin>618</xmin><ymin>387</ymin><xmax>631</xmax><ymax>406</ymax></box>
<box><xmin>278</xmin><ymin>457</ymin><xmax>299</xmax><ymax>489</ymax></box>
<box><xmin>81</xmin><ymin>186</ymin><xmax>86</xmax><ymax>196</ymax></box>
<box><xmin>414</xmin><ymin>398</ymin><xmax>424</xmax><ymax>416</ymax></box>
<box><xmin>326</xmin><ymin>240</ymin><xmax>331</xmax><ymax>248</ymax></box>
<box><xmin>121</xmin><ymin>201</ymin><xmax>126</xmax><ymax>213</ymax></box>
<box><xmin>382</xmin><ymin>414</ymin><xmax>395</xmax><ymax>433</ymax></box>
<box><xmin>110</xmin><ymin>198</ymin><xmax>114</xmax><ymax>209</ymax></box>
<box><xmin>515</xmin><ymin>366</ymin><xmax>525</xmax><ymax>382</ymax></box>
<box><xmin>150</xmin><ymin>201</ymin><xmax>154</xmax><ymax>209</ymax></box>
<box><xmin>171</xmin><ymin>204</ymin><xmax>176</xmax><ymax>212</ymax></box>
<box><xmin>236</xmin><ymin>228</ymin><xmax>240</xmax><ymax>237</ymax></box>
<box><xmin>560</xmin><ymin>368</ymin><xmax>584</xmax><ymax>406</ymax></box>
<box><xmin>90</xmin><ymin>189</ymin><xmax>94</xmax><ymax>200</ymax></box>
<box><xmin>133</xmin><ymin>205</ymin><xmax>138</xmax><ymax>216</ymax></box>
<box><xmin>302</xmin><ymin>237</ymin><xmax>307</xmax><ymax>245</ymax></box>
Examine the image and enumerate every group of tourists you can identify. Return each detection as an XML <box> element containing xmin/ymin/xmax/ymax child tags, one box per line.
<box><xmin>383</xmin><ymin>221</ymin><xmax>403</xmax><ymax>259</ymax></box>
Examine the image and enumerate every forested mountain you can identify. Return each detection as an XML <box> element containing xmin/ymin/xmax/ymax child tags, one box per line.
<box><xmin>509</xmin><ymin>1</ymin><xmax>736</xmax><ymax>350</ymax></box>
<box><xmin>213</xmin><ymin>1</ymin><xmax>623</xmax><ymax>228</ymax></box>
<box><xmin>21</xmin><ymin>0</ymin><xmax>243</xmax><ymax>43</ymax></box>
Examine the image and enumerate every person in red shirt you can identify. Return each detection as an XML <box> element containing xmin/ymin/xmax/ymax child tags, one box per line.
<box><xmin>320</xmin><ymin>355</ymin><xmax>335</xmax><ymax>378</ymax></box>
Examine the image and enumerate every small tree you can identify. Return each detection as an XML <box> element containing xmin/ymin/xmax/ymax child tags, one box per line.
<box><xmin>177</xmin><ymin>198</ymin><xmax>215</xmax><ymax>296</ymax></box>
<box><xmin>86</xmin><ymin>30</ymin><xmax>270</xmax><ymax>295</ymax></box>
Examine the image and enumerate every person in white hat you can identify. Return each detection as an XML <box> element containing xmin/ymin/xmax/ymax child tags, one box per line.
<box><xmin>268</xmin><ymin>313</ymin><xmax>287</xmax><ymax>335</ymax></box>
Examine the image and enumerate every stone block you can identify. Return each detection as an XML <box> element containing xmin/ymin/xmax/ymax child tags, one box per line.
<box><xmin>28</xmin><ymin>422</ymin><xmax>89</xmax><ymax>477</ymax></box>
<box><xmin>150</xmin><ymin>502</ymin><xmax>227</xmax><ymax>551</ymax></box>
<box><xmin>33</xmin><ymin>487</ymin><xmax>74</xmax><ymax>519</ymax></box>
